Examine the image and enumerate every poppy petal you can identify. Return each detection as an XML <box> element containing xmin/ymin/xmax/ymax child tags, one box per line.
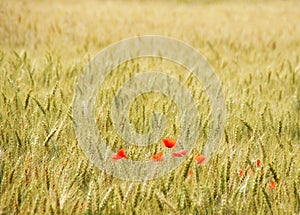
<box><xmin>172</xmin><ymin>149</ymin><xmax>188</xmax><ymax>157</ymax></box>
<box><xmin>152</xmin><ymin>152</ymin><xmax>164</xmax><ymax>162</ymax></box>
<box><xmin>195</xmin><ymin>154</ymin><xmax>206</xmax><ymax>164</ymax></box>
<box><xmin>162</xmin><ymin>138</ymin><xmax>176</xmax><ymax>148</ymax></box>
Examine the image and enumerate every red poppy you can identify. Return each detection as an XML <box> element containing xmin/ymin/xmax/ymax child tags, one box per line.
<box><xmin>188</xmin><ymin>170</ymin><xmax>194</xmax><ymax>177</ymax></box>
<box><xmin>269</xmin><ymin>181</ymin><xmax>276</xmax><ymax>190</ymax></box>
<box><xmin>112</xmin><ymin>148</ymin><xmax>128</xmax><ymax>162</ymax></box>
<box><xmin>239</xmin><ymin>169</ymin><xmax>245</xmax><ymax>177</ymax></box>
<box><xmin>162</xmin><ymin>138</ymin><xmax>177</xmax><ymax>148</ymax></box>
<box><xmin>256</xmin><ymin>159</ymin><xmax>261</xmax><ymax>167</ymax></box>
<box><xmin>152</xmin><ymin>152</ymin><xmax>164</xmax><ymax>162</ymax></box>
<box><xmin>195</xmin><ymin>154</ymin><xmax>206</xmax><ymax>165</ymax></box>
<box><xmin>172</xmin><ymin>149</ymin><xmax>188</xmax><ymax>157</ymax></box>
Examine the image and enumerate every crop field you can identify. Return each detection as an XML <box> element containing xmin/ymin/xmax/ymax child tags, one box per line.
<box><xmin>1</xmin><ymin>0</ymin><xmax>300</xmax><ymax>214</ymax></box>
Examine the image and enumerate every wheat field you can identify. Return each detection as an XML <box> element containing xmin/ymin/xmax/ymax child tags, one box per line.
<box><xmin>0</xmin><ymin>0</ymin><xmax>300</xmax><ymax>214</ymax></box>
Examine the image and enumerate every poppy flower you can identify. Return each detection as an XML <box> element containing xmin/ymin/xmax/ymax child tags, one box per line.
<box><xmin>269</xmin><ymin>181</ymin><xmax>276</xmax><ymax>190</ymax></box>
<box><xmin>172</xmin><ymin>149</ymin><xmax>188</xmax><ymax>157</ymax></box>
<box><xmin>239</xmin><ymin>169</ymin><xmax>245</xmax><ymax>177</ymax></box>
<box><xmin>195</xmin><ymin>154</ymin><xmax>206</xmax><ymax>164</ymax></box>
<box><xmin>188</xmin><ymin>170</ymin><xmax>194</xmax><ymax>177</ymax></box>
<box><xmin>152</xmin><ymin>152</ymin><xmax>164</xmax><ymax>162</ymax></box>
<box><xmin>112</xmin><ymin>148</ymin><xmax>128</xmax><ymax>162</ymax></box>
<box><xmin>256</xmin><ymin>159</ymin><xmax>261</xmax><ymax>167</ymax></box>
<box><xmin>162</xmin><ymin>138</ymin><xmax>177</xmax><ymax>148</ymax></box>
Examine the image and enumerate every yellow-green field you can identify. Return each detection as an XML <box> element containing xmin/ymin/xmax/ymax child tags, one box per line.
<box><xmin>1</xmin><ymin>0</ymin><xmax>300</xmax><ymax>214</ymax></box>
